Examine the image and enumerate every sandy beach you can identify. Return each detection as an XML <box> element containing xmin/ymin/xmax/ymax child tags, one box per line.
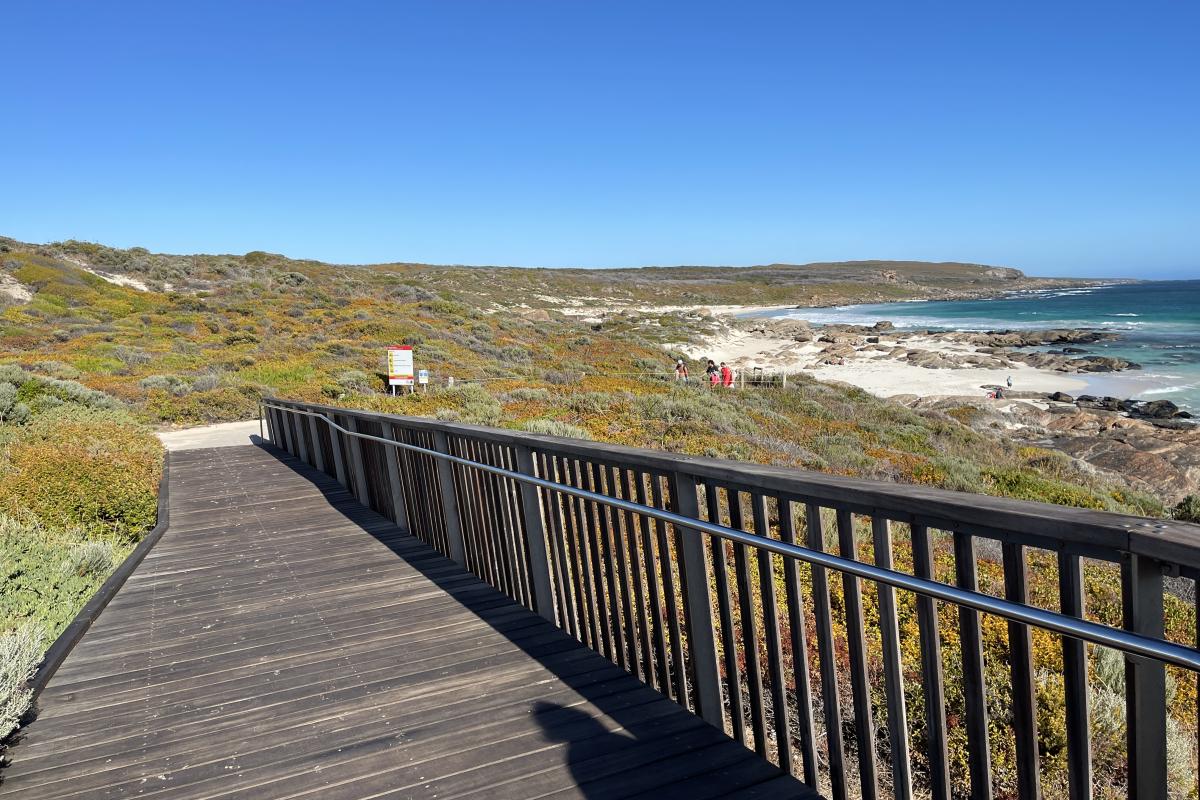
<box><xmin>670</xmin><ymin>314</ymin><xmax>1091</xmax><ymax>401</ymax></box>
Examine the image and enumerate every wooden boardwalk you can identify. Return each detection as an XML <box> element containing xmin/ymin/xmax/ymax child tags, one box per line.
<box><xmin>2</xmin><ymin>445</ymin><xmax>817</xmax><ymax>799</ymax></box>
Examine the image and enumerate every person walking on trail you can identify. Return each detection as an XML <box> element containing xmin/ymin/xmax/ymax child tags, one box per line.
<box><xmin>674</xmin><ymin>359</ymin><xmax>689</xmax><ymax>382</ymax></box>
<box><xmin>705</xmin><ymin>359</ymin><xmax>719</xmax><ymax>388</ymax></box>
<box><xmin>1006</xmin><ymin>375</ymin><xmax>1013</xmax><ymax>389</ymax></box>
<box><xmin>720</xmin><ymin>361</ymin><xmax>734</xmax><ymax>388</ymax></box>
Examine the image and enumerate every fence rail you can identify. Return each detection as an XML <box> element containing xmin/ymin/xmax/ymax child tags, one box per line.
<box><xmin>262</xmin><ymin>397</ymin><xmax>1200</xmax><ymax>800</ymax></box>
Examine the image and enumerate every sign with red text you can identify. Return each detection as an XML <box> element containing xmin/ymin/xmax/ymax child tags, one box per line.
<box><xmin>387</xmin><ymin>346</ymin><xmax>414</xmax><ymax>386</ymax></box>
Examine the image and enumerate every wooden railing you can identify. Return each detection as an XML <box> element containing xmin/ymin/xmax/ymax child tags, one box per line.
<box><xmin>263</xmin><ymin>398</ymin><xmax>1200</xmax><ymax>800</ymax></box>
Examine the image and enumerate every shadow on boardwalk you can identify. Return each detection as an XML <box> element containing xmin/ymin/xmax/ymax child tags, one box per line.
<box><xmin>263</xmin><ymin>443</ymin><xmax>818</xmax><ymax>799</ymax></box>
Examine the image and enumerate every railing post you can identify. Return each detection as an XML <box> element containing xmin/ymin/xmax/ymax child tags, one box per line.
<box><xmin>432</xmin><ymin>429</ymin><xmax>468</xmax><ymax>566</ymax></box>
<box><xmin>279</xmin><ymin>405</ymin><xmax>295</xmax><ymax>455</ymax></box>
<box><xmin>668</xmin><ymin>470</ymin><xmax>723</xmax><ymax>729</ymax></box>
<box><xmin>263</xmin><ymin>403</ymin><xmax>275</xmax><ymax>444</ymax></box>
<box><xmin>292</xmin><ymin>405</ymin><xmax>310</xmax><ymax>465</ymax></box>
<box><xmin>306</xmin><ymin>413</ymin><xmax>326</xmax><ymax>473</ymax></box>
<box><xmin>258</xmin><ymin>399</ymin><xmax>264</xmax><ymax>442</ymax></box>
<box><xmin>328</xmin><ymin>415</ymin><xmax>349</xmax><ymax>488</ymax></box>
<box><xmin>514</xmin><ymin>444</ymin><xmax>556</xmax><ymax>622</ymax></box>
<box><xmin>1123</xmin><ymin>552</ymin><xmax>1167</xmax><ymax>800</ymax></box>
<box><xmin>344</xmin><ymin>416</ymin><xmax>370</xmax><ymax>506</ymax></box>
<box><xmin>380</xmin><ymin>422</ymin><xmax>411</xmax><ymax>534</ymax></box>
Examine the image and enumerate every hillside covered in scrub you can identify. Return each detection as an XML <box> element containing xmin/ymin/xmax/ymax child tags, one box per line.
<box><xmin>0</xmin><ymin>236</ymin><xmax>1166</xmax><ymax>516</ymax></box>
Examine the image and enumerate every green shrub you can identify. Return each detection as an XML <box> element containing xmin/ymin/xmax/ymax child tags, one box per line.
<box><xmin>335</xmin><ymin>370</ymin><xmax>377</xmax><ymax>393</ymax></box>
<box><xmin>520</xmin><ymin>419</ymin><xmax>592</xmax><ymax>440</ymax></box>
<box><xmin>139</xmin><ymin>374</ymin><xmax>192</xmax><ymax>396</ymax></box>
<box><xmin>502</xmin><ymin>387</ymin><xmax>552</xmax><ymax>403</ymax></box>
<box><xmin>1173</xmin><ymin>495</ymin><xmax>1200</xmax><ymax>523</ymax></box>
<box><xmin>636</xmin><ymin>390</ymin><xmax>754</xmax><ymax>434</ymax></box>
<box><xmin>566</xmin><ymin>392</ymin><xmax>614</xmax><ymax>414</ymax></box>
<box><xmin>61</xmin><ymin>541</ymin><xmax>117</xmax><ymax>578</ymax></box>
<box><xmin>0</xmin><ymin>406</ymin><xmax>162</xmax><ymax>538</ymax></box>
<box><xmin>1</xmin><ymin>623</ymin><xmax>44</xmax><ymax>739</ymax></box>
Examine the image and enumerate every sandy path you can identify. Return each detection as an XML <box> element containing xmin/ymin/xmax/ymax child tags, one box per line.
<box><xmin>156</xmin><ymin>420</ymin><xmax>262</xmax><ymax>451</ymax></box>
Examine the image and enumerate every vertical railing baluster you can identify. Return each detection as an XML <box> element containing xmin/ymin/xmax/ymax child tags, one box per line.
<box><xmin>1057</xmin><ymin>551</ymin><xmax>1090</xmax><ymax>800</ymax></box>
<box><xmin>565</xmin><ymin>457</ymin><xmax>599</xmax><ymax>650</ymax></box>
<box><xmin>730</xmin><ymin>491</ymin><xmax>766</xmax><ymax>753</ymax></box>
<box><xmin>623</xmin><ymin>468</ymin><xmax>654</xmax><ymax>685</ymax></box>
<box><xmin>911</xmin><ymin>523</ymin><xmax>950</xmax><ymax>800</ymax></box>
<box><xmin>1002</xmin><ymin>543</ymin><xmax>1042</xmax><ymax>800</ymax></box>
<box><xmin>808</xmin><ymin>502</ymin><xmax>847</xmax><ymax>800</ymax></box>
<box><xmin>755</xmin><ymin>494</ymin><xmax>794</xmax><ymax>773</ymax></box>
<box><xmin>589</xmin><ymin>462</ymin><xmax>623</xmax><ymax>668</ymax></box>
<box><xmin>872</xmin><ymin>516</ymin><xmax>912</xmax><ymax>800</ymax></box>
<box><xmin>780</xmin><ymin>500</ymin><xmax>819</xmax><ymax>785</ymax></box>
<box><xmin>706</xmin><ymin>484</ymin><xmax>744</xmax><ymax>742</ymax></box>
<box><xmin>431</xmin><ymin>429</ymin><xmax>467</xmax><ymax>565</ymax></box>
<box><xmin>344</xmin><ymin>417</ymin><xmax>370</xmax><ymax>506</ymax></box>
<box><xmin>651</xmin><ymin>475</ymin><xmax>688</xmax><ymax>705</ymax></box>
<box><xmin>379</xmin><ymin>423</ymin><xmax>410</xmax><ymax>533</ymax></box>
<box><xmin>540</xmin><ymin>453</ymin><xmax>578</xmax><ymax>635</ymax></box>
<box><xmin>306</xmin><ymin>414</ymin><xmax>326</xmax><ymax>473</ymax></box>
<box><xmin>328</xmin><ymin>415</ymin><xmax>349</xmax><ymax>488</ymax></box>
<box><xmin>952</xmin><ymin>531</ymin><xmax>992</xmax><ymax>800</ymax></box>
<box><xmin>609</xmin><ymin>466</ymin><xmax>640</xmax><ymax>674</ymax></box>
<box><xmin>635</xmin><ymin>470</ymin><xmax>669</xmax><ymax>691</ymax></box>
<box><xmin>837</xmin><ymin>509</ymin><xmax>878</xmax><ymax>799</ymax></box>
<box><xmin>1123</xmin><ymin>552</ymin><xmax>1167</xmax><ymax>800</ymax></box>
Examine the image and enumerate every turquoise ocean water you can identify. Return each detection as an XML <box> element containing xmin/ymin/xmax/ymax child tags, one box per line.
<box><xmin>762</xmin><ymin>280</ymin><xmax>1200</xmax><ymax>411</ymax></box>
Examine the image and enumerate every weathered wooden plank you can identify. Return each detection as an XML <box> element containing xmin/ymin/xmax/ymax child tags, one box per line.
<box><xmin>2</xmin><ymin>444</ymin><xmax>814</xmax><ymax>800</ymax></box>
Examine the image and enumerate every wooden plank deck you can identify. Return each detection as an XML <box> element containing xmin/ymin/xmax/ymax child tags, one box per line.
<box><xmin>1</xmin><ymin>445</ymin><xmax>819</xmax><ymax>799</ymax></box>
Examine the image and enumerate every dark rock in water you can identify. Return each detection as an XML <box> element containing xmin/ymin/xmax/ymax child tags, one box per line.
<box><xmin>1048</xmin><ymin>391</ymin><xmax>1075</xmax><ymax>403</ymax></box>
<box><xmin>1062</xmin><ymin>347</ymin><xmax>1087</xmax><ymax>354</ymax></box>
<box><xmin>872</xmin><ymin>321</ymin><xmax>895</xmax><ymax>331</ymax></box>
<box><xmin>1150</xmin><ymin>418</ymin><xmax>1197</xmax><ymax>431</ymax></box>
<box><xmin>1178</xmin><ymin>411</ymin><xmax>1194</xmax><ymax>419</ymax></box>
<box><xmin>1141</xmin><ymin>399</ymin><xmax>1180</xmax><ymax>419</ymax></box>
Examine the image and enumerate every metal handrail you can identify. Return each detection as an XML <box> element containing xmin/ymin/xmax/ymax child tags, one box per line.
<box><xmin>262</xmin><ymin>400</ymin><xmax>1200</xmax><ymax>672</ymax></box>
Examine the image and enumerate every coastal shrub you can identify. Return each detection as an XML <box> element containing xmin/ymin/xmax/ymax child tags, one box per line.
<box><xmin>139</xmin><ymin>374</ymin><xmax>192</xmax><ymax>396</ymax></box>
<box><xmin>520</xmin><ymin>419</ymin><xmax>592</xmax><ymax>440</ymax></box>
<box><xmin>0</xmin><ymin>623</ymin><xmax>44</xmax><ymax>740</ymax></box>
<box><xmin>543</xmin><ymin>369</ymin><xmax>581</xmax><ymax>385</ymax></box>
<box><xmin>636</xmin><ymin>391</ymin><xmax>753</xmax><ymax>435</ymax></box>
<box><xmin>191</xmin><ymin>373</ymin><xmax>222</xmax><ymax>392</ymax></box>
<box><xmin>0</xmin><ymin>406</ymin><xmax>161</xmax><ymax>538</ymax></box>
<box><xmin>1174</xmin><ymin>495</ymin><xmax>1200</xmax><ymax>524</ymax></box>
<box><xmin>335</xmin><ymin>370</ymin><xmax>377</xmax><ymax>393</ymax></box>
<box><xmin>502</xmin><ymin>387</ymin><xmax>552</xmax><ymax>403</ymax></box>
<box><xmin>809</xmin><ymin>433</ymin><xmax>875</xmax><ymax>473</ymax></box>
<box><xmin>30</xmin><ymin>361</ymin><xmax>81</xmax><ymax>380</ymax></box>
<box><xmin>0</xmin><ymin>383</ymin><xmax>30</xmax><ymax>424</ymax></box>
<box><xmin>112</xmin><ymin>345</ymin><xmax>150</xmax><ymax>366</ymax></box>
<box><xmin>566</xmin><ymin>392</ymin><xmax>614</xmax><ymax>414</ymax></box>
<box><xmin>61</xmin><ymin>541</ymin><xmax>118</xmax><ymax>578</ymax></box>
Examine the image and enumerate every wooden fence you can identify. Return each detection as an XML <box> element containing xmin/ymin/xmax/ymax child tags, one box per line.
<box><xmin>263</xmin><ymin>397</ymin><xmax>1200</xmax><ymax>800</ymax></box>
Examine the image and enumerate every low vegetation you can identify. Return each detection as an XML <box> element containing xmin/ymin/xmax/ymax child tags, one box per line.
<box><xmin>0</xmin><ymin>364</ymin><xmax>161</xmax><ymax>742</ymax></box>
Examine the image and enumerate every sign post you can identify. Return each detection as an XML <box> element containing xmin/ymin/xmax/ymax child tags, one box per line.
<box><xmin>387</xmin><ymin>346</ymin><xmax>415</xmax><ymax>394</ymax></box>
<box><xmin>418</xmin><ymin>369</ymin><xmax>430</xmax><ymax>393</ymax></box>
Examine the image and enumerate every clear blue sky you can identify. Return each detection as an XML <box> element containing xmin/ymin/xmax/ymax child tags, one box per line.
<box><xmin>3</xmin><ymin>1</ymin><xmax>1197</xmax><ymax>278</ymax></box>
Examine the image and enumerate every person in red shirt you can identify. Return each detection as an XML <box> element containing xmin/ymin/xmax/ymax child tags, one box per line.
<box><xmin>719</xmin><ymin>362</ymin><xmax>734</xmax><ymax>388</ymax></box>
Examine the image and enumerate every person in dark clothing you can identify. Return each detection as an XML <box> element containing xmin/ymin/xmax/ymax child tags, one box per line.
<box><xmin>705</xmin><ymin>359</ymin><xmax>719</xmax><ymax>387</ymax></box>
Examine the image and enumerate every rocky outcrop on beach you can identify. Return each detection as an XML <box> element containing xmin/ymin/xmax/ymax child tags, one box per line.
<box><xmin>911</xmin><ymin>395</ymin><xmax>1200</xmax><ymax>506</ymax></box>
<box><xmin>734</xmin><ymin>318</ymin><xmax>1141</xmax><ymax>374</ymax></box>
